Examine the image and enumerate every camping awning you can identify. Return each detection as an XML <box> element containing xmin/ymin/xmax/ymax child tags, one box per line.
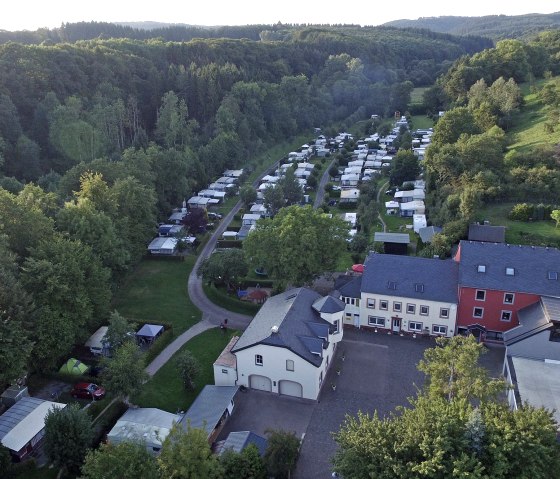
<box><xmin>136</xmin><ymin>324</ymin><xmax>164</xmax><ymax>338</ymax></box>
<box><xmin>351</xmin><ymin>264</ymin><xmax>364</xmax><ymax>273</ymax></box>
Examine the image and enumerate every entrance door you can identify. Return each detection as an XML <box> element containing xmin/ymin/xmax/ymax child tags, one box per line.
<box><xmin>392</xmin><ymin>318</ymin><xmax>401</xmax><ymax>334</ymax></box>
<box><xmin>354</xmin><ymin>314</ymin><xmax>360</xmax><ymax>327</ymax></box>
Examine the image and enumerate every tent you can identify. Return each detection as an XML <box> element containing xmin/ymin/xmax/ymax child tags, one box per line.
<box><xmin>136</xmin><ymin>324</ymin><xmax>164</xmax><ymax>345</ymax></box>
<box><xmin>59</xmin><ymin>358</ymin><xmax>89</xmax><ymax>375</ymax></box>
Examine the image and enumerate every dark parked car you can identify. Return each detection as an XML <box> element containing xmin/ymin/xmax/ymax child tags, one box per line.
<box><xmin>70</xmin><ymin>382</ymin><xmax>106</xmax><ymax>400</ymax></box>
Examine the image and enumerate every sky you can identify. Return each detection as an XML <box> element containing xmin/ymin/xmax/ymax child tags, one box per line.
<box><xmin>1</xmin><ymin>1</ymin><xmax>558</xmax><ymax>31</ymax></box>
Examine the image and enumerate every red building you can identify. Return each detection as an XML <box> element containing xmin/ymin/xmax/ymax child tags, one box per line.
<box><xmin>455</xmin><ymin>241</ymin><xmax>560</xmax><ymax>342</ymax></box>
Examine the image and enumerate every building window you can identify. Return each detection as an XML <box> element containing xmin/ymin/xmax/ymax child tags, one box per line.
<box><xmin>506</xmin><ymin>267</ymin><xmax>515</xmax><ymax>276</ymax></box>
<box><xmin>286</xmin><ymin>359</ymin><xmax>294</xmax><ymax>371</ymax></box>
<box><xmin>414</xmin><ymin>283</ymin><xmax>424</xmax><ymax>293</ymax></box>
<box><xmin>221</xmin><ymin>369</ymin><xmax>228</xmax><ymax>374</ymax></box>
<box><xmin>501</xmin><ymin>311</ymin><xmax>512</xmax><ymax>322</ymax></box>
<box><xmin>255</xmin><ymin>354</ymin><xmax>263</xmax><ymax>366</ymax></box>
<box><xmin>367</xmin><ymin>298</ymin><xmax>375</xmax><ymax>309</ymax></box>
<box><xmin>409</xmin><ymin>321</ymin><xmax>423</xmax><ymax>332</ymax></box>
<box><xmin>368</xmin><ymin>316</ymin><xmax>385</xmax><ymax>327</ymax></box>
<box><xmin>503</xmin><ymin>293</ymin><xmax>515</xmax><ymax>304</ymax></box>
<box><xmin>440</xmin><ymin>308</ymin><xmax>449</xmax><ymax>319</ymax></box>
<box><xmin>473</xmin><ymin>307</ymin><xmax>484</xmax><ymax>318</ymax></box>
<box><xmin>548</xmin><ymin>271</ymin><xmax>558</xmax><ymax>280</ymax></box>
<box><xmin>333</xmin><ymin>320</ymin><xmax>340</xmax><ymax>333</ymax></box>
<box><xmin>345</xmin><ymin>312</ymin><xmax>352</xmax><ymax>319</ymax></box>
<box><xmin>393</xmin><ymin>302</ymin><xmax>402</xmax><ymax>312</ymax></box>
<box><xmin>485</xmin><ymin>330</ymin><xmax>504</xmax><ymax>342</ymax></box>
<box><xmin>419</xmin><ymin>305</ymin><xmax>429</xmax><ymax>316</ymax></box>
<box><xmin>477</xmin><ymin>264</ymin><xmax>486</xmax><ymax>273</ymax></box>
<box><xmin>475</xmin><ymin>290</ymin><xmax>486</xmax><ymax>301</ymax></box>
<box><xmin>433</xmin><ymin>325</ymin><xmax>447</xmax><ymax>335</ymax></box>
<box><xmin>379</xmin><ymin>300</ymin><xmax>388</xmax><ymax>310</ymax></box>
<box><xmin>406</xmin><ymin>303</ymin><xmax>416</xmax><ymax>314</ymax></box>
<box><xmin>319</xmin><ymin>371</ymin><xmax>323</xmax><ymax>385</ymax></box>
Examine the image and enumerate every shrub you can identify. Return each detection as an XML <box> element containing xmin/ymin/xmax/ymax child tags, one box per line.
<box><xmin>509</xmin><ymin>203</ymin><xmax>533</xmax><ymax>221</ymax></box>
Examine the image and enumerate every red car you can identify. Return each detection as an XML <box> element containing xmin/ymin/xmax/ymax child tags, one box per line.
<box><xmin>70</xmin><ymin>382</ymin><xmax>106</xmax><ymax>400</ymax></box>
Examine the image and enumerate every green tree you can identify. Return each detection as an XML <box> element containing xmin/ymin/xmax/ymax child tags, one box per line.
<box><xmin>418</xmin><ymin>335</ymin><xmax>505</xmax><ymax>402</ymax></box>
<box><xmin>158</xmin><ymin>424</ymin><xmax>223</xmax><ymax>479</ymax></box>
<box><xmin>389</xmin><ymin>149</ymin><xmax>420</xmax><ymax>187</ymax></box>
<box><xmin>263</xmin><ymin>184</ymin><xmax>285</xmax><ymax>217</ymax></box>
<box><xmin>240</xmin><ymin>185</ymin><xmax>257</xmax><ymax>206</ymax></box>
<box><xmin>176</xmin><ymin>350</ymin><xmax>201</xmax><ymax>391</ymax></box>
<box><xmin>243</xmin><ymin>205</ymin><xmax>350</xmax><ymax>287</ymax></box>
<box><xmin>264</xmin><ymin>430</ymin><xmax>300</xmax><ymax>479</ymax></box>
<box><xmin>155</xmin><ymin>91</ymin><xmax>196</xmax><ymax>148</ymax></box>
<box><xmin>101</xmin><ymin>341</ymin><xmax>148</xmax><ymax>401</ymax></box>
<box><xmin>105</xmin><ymin>310</ymin><xmax>136</xmax><ymax>351</ymax></box>
<box><xmin>0</xmin><ymin>444</ymin><xmax>12</xmax><ymax>476</ymax></box>
<box><xmin>44</xmin><ymin>404</ymin><xmax>93</xmax><ymax>474</ymax></box>
<box><xmin>81</xmin><ymin>441</ymin><xmax>159</xmax><ymax>479</ymax></box>
<box><xmin>277</xmin><ymin>167</ymin><xmax>303</xmax><ymax>206</ymax></box>
<box><xmin>198</xmin><ymin>248</ymin><xmax>248</xmax><ymax>289</ymax></box>
<box><xmin>551</xmin><ymin>209</ymin><xmax>560</xmax><ymax>227</ymax></box>
<box><xmin>431</xmin><ymin>107</ymin><xmax>481</xmax><ymax>146</ymax></box>
<box><xmin>221</xmin><ymin>444</ymin><xmax>266</xmax><ymax>479</ymax></box>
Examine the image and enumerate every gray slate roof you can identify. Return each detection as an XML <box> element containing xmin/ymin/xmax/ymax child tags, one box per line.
<box><xmin>468</xmin><ymin>224</ymin><xmax>506</xmax><ymax>243</ymax></box>
<box><xmin>361</xmin><ymin>252</ymin><xmax>459</xmax><ymax>303</ymax></box>
<box><xmin>457</xmin><ymin>240</ymin><xmax>560</xmax><ymax>296</ymax></box>
<box><xmin>419</xmin><ymin>225</ymin><xmax>442</xmax><ymax>244</ymax></box>
<box><xmin>338</xmin><ymin>276</ymin><xmax>362</xmax><ymax>298</ymax></box>
<box><xmin>312</xmin><ymin>295</ymin><xmax>345</xmax><ymax>314</ymax></box>
<box><xmin>232</xmin><ymin>288</ymin><xmax>334</xmax><ymax>367</ymax></box>
<box><xmin>180</xmin><ymin>386</ymin><xmax>238</xmax><ymax>437</ymax></box>
<box><xmin>503</xmin><ymin>301</ymin><xmax>551</xmax><ymax>346</ymax></box>
<box><xmin>374</xmin><ymin>232</ymin><xmax>410</xmax><ymax>244</ymax></box>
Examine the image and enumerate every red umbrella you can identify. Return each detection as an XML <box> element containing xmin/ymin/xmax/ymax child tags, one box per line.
<box><xmin>352</xmin><ymin>264</ymin><xmax>364</xmax><ymax>273</ymax></box>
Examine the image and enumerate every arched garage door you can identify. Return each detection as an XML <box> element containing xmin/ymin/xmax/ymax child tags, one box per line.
<box><xmin>278</xmin><ymin>380</ymin><xmax>303</xmax><ymax>398</ymax></box>
<box><xmin>249</xmin><ymin>374</ymin><xmax>272</xmax><ymax>392</ymax></box>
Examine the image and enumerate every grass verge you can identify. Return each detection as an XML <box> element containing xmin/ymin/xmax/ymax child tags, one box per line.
<box><xmin>132</xmin><ymin>328</ymin><xmax>239</xmax><ymax>412</ymax></box>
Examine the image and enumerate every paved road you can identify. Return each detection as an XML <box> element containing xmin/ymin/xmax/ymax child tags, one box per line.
<box><xmin>314</xmin><ymin>158</ymin><xmax>335</xmax><ymax>208</ymax></box>
<box><xmin>145</xmin><ymin>161</ymin><xmax>280</xmax><ymax>375</ymax></box>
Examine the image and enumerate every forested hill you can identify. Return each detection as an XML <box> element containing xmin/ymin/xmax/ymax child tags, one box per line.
<box><xmin>0</xmin><ymin>21</ymin><xmax>492</xmax><ymax>52</ymax></box>
<box><xmin>384</xmin><ymin>12</ymin><xmax>560</xmax><ymax>41</ymax></box>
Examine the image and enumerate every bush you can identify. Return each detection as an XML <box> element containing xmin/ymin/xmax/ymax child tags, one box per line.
<box><xmin>242</xmin><ymin>279</ymin><xmax>274</xmax><ymax>288</ymax></box>
<box><xmin>216</xmin><ymin>240</ymin><xmax>243</xmax><ymax>249</ymax></box>
<box><xmin>509</xmin><ymin>203</ymin><xmax>533</xmax><ymax>221</ymax></box>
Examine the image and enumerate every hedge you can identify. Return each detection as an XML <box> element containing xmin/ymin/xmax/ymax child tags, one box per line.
<box><xmin>216</xmin><ymin>240</ymin><xmax>243</xmax><ymax>249</ymax></box>
<box><xmin>143</xmin><ymin>328</ymin><xmax>175</xmax><ymax>364</ymax></box>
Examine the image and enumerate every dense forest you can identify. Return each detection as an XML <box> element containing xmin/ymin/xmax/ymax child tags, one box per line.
<box><xmin>0</xmin><ymin>24</ymin><xmax>492</xmax><ymax>384</ymax></box>
<box><xmin>385</xmin><ymin>12</ymin><xmax>560</xmax><ymax>41</ymax></box>
<box><xmin>0</xmin><ymin>20</ymin><xmax>557</xmax><ymax>387</ymax></box>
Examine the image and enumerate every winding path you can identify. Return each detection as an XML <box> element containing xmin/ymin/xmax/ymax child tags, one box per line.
<box><xmin>376</xmin><ymin>180</ymin><xmax>389</xmax><ymax>232</ymax></box>
<box><xmin>146</xmin><ymin>162</ymin><xmax>280</xmax><ymax>376</ymax></box>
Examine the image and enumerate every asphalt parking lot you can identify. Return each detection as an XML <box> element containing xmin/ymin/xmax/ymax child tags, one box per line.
<box><xmin>218</xmin><ymin>329</ymin><xmax>504</xmax><ymax>479</ymax></box>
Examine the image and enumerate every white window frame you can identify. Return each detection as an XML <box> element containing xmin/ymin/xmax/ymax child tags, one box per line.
<box><xmin>379</xmin><ymin>300</ymin><xmax>388</xmax><ymax>311</ymax></box>
<box><xmin>432</xmin><ymin>324</ymin><xmax>447</xmax><ymax>335</ymax></box>
<box><xmin>286</xmin><ymin>359</ymin><xmax>294</xmax><ymax>371</ymax></box>
<box><xmin>367</xmin><ymin>298</ymin><xmax>376</xmax><ymax>309</ymax></box>
<box><xmin>393</xmin><ymin>302</ymin><xmax>402</xmax><ymax>312</ymax></box>
<box><xmin>419</xmin><ymin>305</ymin><xmax>429</xmax><ymax>316</ymax></box>
<box><xmin>475</xmin><ymin>289</ymin><xmax>486</xmax><ymax>301</ymax></box>
<box><xmin>406</xmin><ymin>303</ymin><xmax>416</xmax><ymax>314</ymax></box>
<box><xmin>255</xmin><ymin>354</ymin><xmax>263</xmax><ymax>366</ymax></box>
<box><xmin>473</xmin><ymin>307</ymin><xmax>484</xmax><ymax>319</ymax></box>
<box><xmin>409</xmin><ymin>321</ymin><xmax>423</xmax><ymax>332</ymax></box>
<box><xmin>503</xmin><ymin>293</ymin><xmax>515</xmax><ymax>305</ymax></box>
<box><xmin>500</xmin><ymin>310</ymin><xmax>512</xmax><ymax>322</ymax></box>
<box><xmin>368</xmin><ymin>316</ymin><xmax>385</xmax><ymax>327</ymax></box>
<box><xmin>333</xmin><ymin>319</ymin><xmax>340</xmax><ymax>333</ymax></box>
<box><xmin>440</xmin><ymin>308</ymin><xmax>449</xmax><ymax>319</ymax></box>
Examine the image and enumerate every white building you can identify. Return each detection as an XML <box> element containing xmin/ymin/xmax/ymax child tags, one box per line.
<box><xmin>230</xmin><ymin>288</ymin><xmax>345</xmax><ymax>400</ymax></box>
<box><xmin>339</xmin><ymin>253</ymin><xmax>459</xmax><ymax>337</ymax></box>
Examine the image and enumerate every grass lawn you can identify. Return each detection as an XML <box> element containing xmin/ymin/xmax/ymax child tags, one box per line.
<box><xmin>478</xmin><ymin>203</ymin><xmax>560</xmax><ymax>245</ymax></box>
<box><xmin>132</xmin><ymin>328</ymin><xmax>239</xmax><ymax>412</ymax></box>
<box><xmin>507</xmin><ymin>77</ymin><xmax>560</xmax><ymax>153</ymax></box>
<box><xmin>410</xmin><ymin>87</ymin><xmax>428</xmax><ymax>106</ymax></box>
<box><xmin>111</xmin><ymin>257</ymin><xmax>201</xmax><ymax>336</ymax></box>
<box><xmin>410</xmin><ymin>114</ymin><xmax>434</xmax><ymax>130</ymax></box>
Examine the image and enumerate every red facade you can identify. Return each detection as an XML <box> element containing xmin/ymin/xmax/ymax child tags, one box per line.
<box><xmin>457</xmin><ymin>286</ymin><xmax>540</xmax><ymax>334</ymax></box>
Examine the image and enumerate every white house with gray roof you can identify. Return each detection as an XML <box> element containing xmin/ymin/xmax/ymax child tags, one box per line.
<box><xmin>230</xmin><ymin>288</ymin><xmax>344</xmax><ymax>400</ymax></box>
<box><xmin>340</xmin><ymin>252</ymin><xmax>459</xmax><ymax>337</ymax></box>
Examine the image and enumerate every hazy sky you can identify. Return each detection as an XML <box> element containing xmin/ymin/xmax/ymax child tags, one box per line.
<box><xmin>2</xmin><ymin>1</ymin><xmax>558</xmax><ymax>31</ymax></box>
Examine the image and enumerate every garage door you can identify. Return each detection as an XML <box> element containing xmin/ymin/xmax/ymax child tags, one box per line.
<box><xmin>278</xmin><ymin>380</ymin><xmax>303</xmax><ymax>398</ymax></box>
<box><xmin>249</xmin><ymin>374</ymin><xmax>272</xmax><ymax>392</ymax></box>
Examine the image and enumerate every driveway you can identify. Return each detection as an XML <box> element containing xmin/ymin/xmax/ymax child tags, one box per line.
<box><xmin>295</xmin><ymin>329</ymin><xmax>434</xmax><ymax>478</ymax></box>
